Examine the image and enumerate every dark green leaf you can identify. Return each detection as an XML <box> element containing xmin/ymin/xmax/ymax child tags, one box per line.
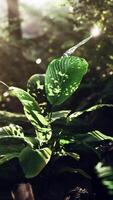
<box><xmin>0</xmin><ymin>111</ymin><xmax>26</xmax><ymax>124</ymax></box>
<box><xmin>68</xmin><ymin>104</ymin><xmax>113</xmax><ymax>123</ymax></box>
<box><xmin>0</xmin><ymin>124</ymin><xmax>33</xmax><ymax>165</ymax></box>
<box><xmin>66</xmin><ymin>152</ymin><xmax>80</xmax><ymax>160</ymax></box>
<box><xmin>96</xmin><ymin>162</ymin><xmax>113</xmax><ymax>195</ymax></box>
<box><xmin>59</xmin><ymin>149</ymin><xmax>80</xmax><ymax>161</ymax></box>
<box><xmin>0</xmin><ymin>124</ymin><xmax>33</xmax><ymax>151</ymax></box>
<box><xmin>51</xmin><ymin>110</ymin><xmax>71</xmax><ymax>122</ymax></box>
<box><xmin>27</xmin><ymin>74</ymin><xmax>46</xmax><ymax>103</ymax></box>
<box><xmin>45</xmin><ymin>56</ymin><xmax>88</xmax><ymax>105</ymax></box>
<box><xmin>90</xmin><ymin>130</ymin><xmax>113</xmax><ymax>141</ymax></box>
<box><xmin>0</xmin><ymin>153</ymin><xmax>19</xmax><ymax>165</ymax></box>
<box><xmin>19</xmin><ymin>146</ymin><xmax>52</xmax><ymax>178</ymax></box>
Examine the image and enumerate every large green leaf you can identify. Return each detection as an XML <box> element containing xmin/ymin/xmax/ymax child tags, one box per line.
<box><xmin>45</xmin><ymin>56</ymin><xmax>88</xmax><ymax>105</ymax></box>
<box><xmin>9</xmin><ymin>87</ymin><xmax>52</xmax><ymax>142</ymax></box>
<box><xmin>19</xmin><ymin>146</ymin><xmax>52</xmax><ymax>178</ymax></box>
<box><xmin>67</xmin><ymin>104</ymin><xmax>113</xmax><ymax>124</ymax></box>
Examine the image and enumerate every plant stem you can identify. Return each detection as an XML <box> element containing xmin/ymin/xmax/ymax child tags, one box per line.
<box><xmin>64</xmin><ymin>35</ymin><xmax>92</xmax><ymax>56</ymax></box>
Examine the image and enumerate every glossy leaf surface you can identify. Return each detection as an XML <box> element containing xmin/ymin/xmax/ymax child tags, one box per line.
<box><xmin>45</xmin><ymin>56</ymin><xmax>88</xmax><ymax>105</ymax></box>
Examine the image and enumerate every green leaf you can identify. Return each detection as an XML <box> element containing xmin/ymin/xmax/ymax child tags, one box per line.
<box><xmin>27</xmin><ymin>74</ymin><xmax>46</xmax><ymax>103</ymax></box>
<box><xmin>0</xmin><ymin>124</ymin><xmax>25</xmax><ymax>138</ymax></box>
<box><xmin>19</xmin><ymin>146</ymin><xmax>52</xmax><ymax>178</ymax></box>
<box><xmin>0</xmin><ymin>111</ymin><xmax>26</xmax><ymax>124</ymax></box>
<box><xmin>66</xmin><ymin>152</ymin><xmax>80</xmax><ymax>161</ymax></box>
<box><xmin>0</xmin><ymin>124</ymin><xmax>33</xmax><ymax>165</ymax></box>
<box><xmin>51</xmin><ymin>110</ymin><xmax>71</xmax><ymax>122</ymax></box>
<box><xmin>0</xmin><ymin>124</ymin><xmax>33</xmax><ymax>148</ymax></box>
<box><xmin>59</xmin><ymin>149</ymin><xmax>80</xmax><ymax>161</ymax></box>
<box><xmin>68</xmin><ymin>104</ymin><xmax>113</xmax><ymax>123</ymax></box>
<box><xmin>96</xmin><ymin>162</ymin><xmax>113</xmax><ymax>195</ymax></box>
<box><xmin>9</xmin><ymin>87</ymin><xmax>52</xmax><ymax>142</ymax></box>
<box><xmin>0</xmin><ymin>153</ymin><xmax>19</xmax><ymax>165</ymax></box>
<box><xmin>60</xmin><ymin>139</ymin><xmax>71</xmax><ymax>145</ymax></box>
<box><xmin>45</xmin><ymin>56</ymin><xmax>88</xmax><ymax>105</ymax></box>
<box><xmin>90</xmin><ymin>130</ymin><xmax>113</xmax><ymax>141</ymax></box>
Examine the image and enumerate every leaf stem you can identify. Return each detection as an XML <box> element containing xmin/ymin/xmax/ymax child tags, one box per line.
<box><xmin>0</xmin><ymin>81</ymin><xmax>9</xmax><ymax>89</ymax></box>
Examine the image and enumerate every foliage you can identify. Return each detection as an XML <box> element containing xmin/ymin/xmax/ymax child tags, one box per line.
<box><xmin>0</xmin><ymin>55</ymin><xmax>90</xmax><ymax>178</ymax></box>
<box><xmin>0</xmin><ymin>52</ymin><xmax>113</xmax><ymax>199</ymax></box>
<box><xmin>96</xmin><ymin>162</ymin><xmax>113</xmax><ymax>195</ymax></box>
<box><xmin>19</xmin><ymin>147</ymin><xmax>52</xmax><ymax>178</ymax></box>
<box><xmin>0</xmin><ymin>2</ymin><xmax>113</xmax><ymax>199</ymax></box>
<box><xmin>45</xmin><ymin>56</ymin><xmax>88</xmax><ymax>105</ymax></box>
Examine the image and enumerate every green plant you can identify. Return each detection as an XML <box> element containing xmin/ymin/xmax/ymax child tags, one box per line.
<box><xmin>0</xmin><ymin>54</ymin><xmax>113</xmax><ymax>187</ymax></box>
<box><xmin>0</xmin><ymin>55</ymin><xmax>89</xmax><ymax>178</ymax></box>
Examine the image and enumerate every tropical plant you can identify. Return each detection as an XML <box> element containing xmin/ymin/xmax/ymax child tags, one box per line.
<box><xmin>0</xmin><ymin>52</ymin><xmax>113</xmax><ymax>198</ymax></box>
<box><xmin>0</xmin><ymin>55</ymin><xmax>89</xmax><ymax>178</ymax></box>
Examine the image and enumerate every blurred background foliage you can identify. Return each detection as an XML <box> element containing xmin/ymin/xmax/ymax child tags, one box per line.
<box><xmin>0</xmin><ymin>0</ymin><xmax>113</xmax><ymax>112</ymax></box>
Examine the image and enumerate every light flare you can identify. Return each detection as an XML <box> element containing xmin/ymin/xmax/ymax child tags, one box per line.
<box><xmin>90</xmin><ymin>25</ymin><xmax>101</xmax><ymax>37</ymax></box>
<box><xmin>64</xmin><ymin>25</ymin><xmax>101</xmax><ymax>56</ymax></box>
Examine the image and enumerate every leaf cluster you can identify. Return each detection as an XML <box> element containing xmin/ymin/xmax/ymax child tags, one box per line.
<box><xmin>0</xmin><ymin>54</ymin><xmax>113</xmax><ymax>198</ymax></box>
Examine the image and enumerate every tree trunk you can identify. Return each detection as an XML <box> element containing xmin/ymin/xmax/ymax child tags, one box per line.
<box><xmin>6</xmin><ymin>0</ymin><xmax>22</xmax><ymax>40</ymax></box>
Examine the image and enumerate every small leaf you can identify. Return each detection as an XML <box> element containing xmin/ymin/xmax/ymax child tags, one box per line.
<box><xmin>9</xmin><ymin>87</ymin><xmax>52</xmax><ymax>142</ymax></box>
<box><xmin>51</xmin><ymin>110</ymin><xmax>71</xmax><ymax>122</ymax></box>
<box><xmin>60</xmin><ymin>139</ymin><xmax>71</xmax><ymax>145</ymax></box>
<box><xmin>90</xmin><ymin>130</ymin><xmax>113</xmax><ymax>141</ymax></box>
<box><xmin>45</xmin><ymin>56</ymin><xmax>88</xmax><ymax>105</ymax></box>
<box><xmin>59</xmin><ymin>149</ymin><xmax>80</xmax><ymax>161</ymax></box>
<box><xmin>19</xmin><ymin>146</ymin><xmax>52</xmax><ymax>178</ymax></box>
<box><xmin>66</xmin><ymin>152</ymin><xmax>80</xmax><ymax>161</ymax></box>
<box><xmin>27</xmin><ymin>74</ymin><xmax>46</xmax><ymax>103</ymax></box>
